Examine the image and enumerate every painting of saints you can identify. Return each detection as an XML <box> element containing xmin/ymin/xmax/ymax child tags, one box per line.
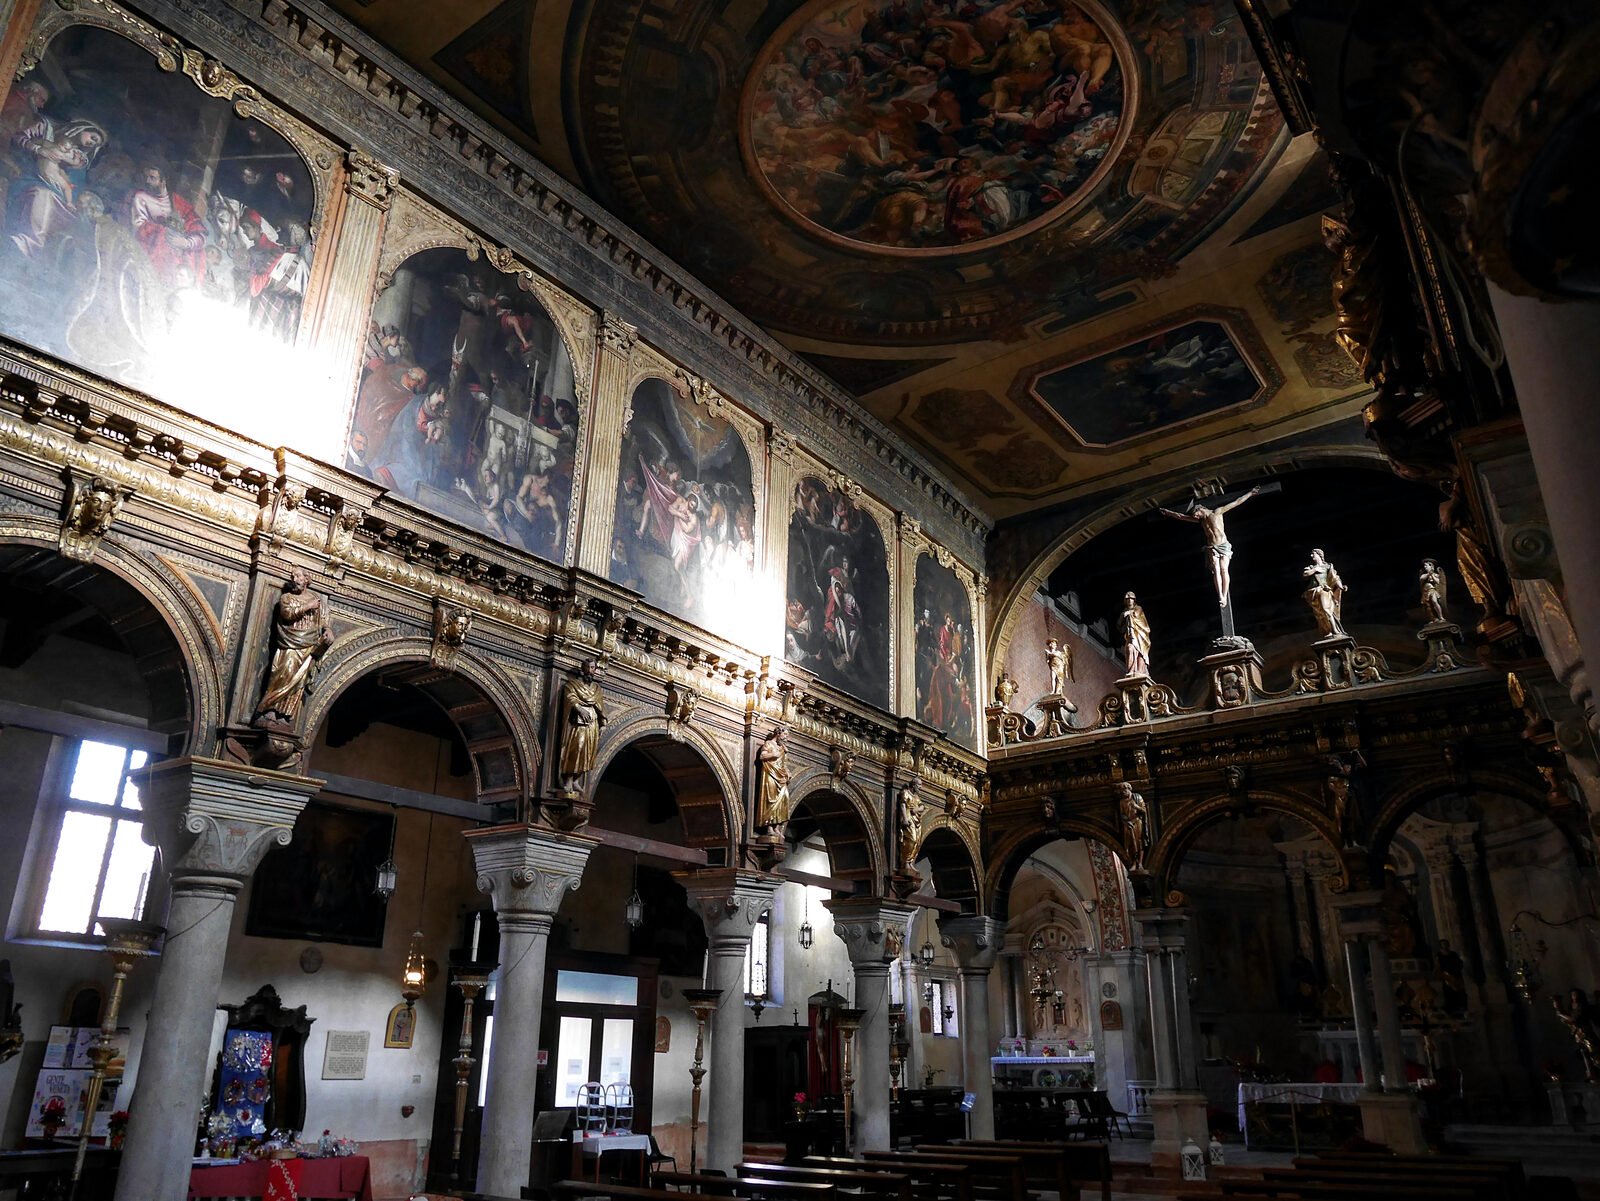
<box><xmin>609</xmin><ymin>379</ymin><xmax>755</xmax><ymax>627</ymax></box>
<box><xmin>0</xmin><ymin>26</ymin><xmax>318</xmax><ymax>406</ymax></box>
<box><xmin>346</xmin><ymin>247</ymin><xmax>580</xmax><ymax>563</ymax></box>
<box><xmin>785</xmin><ymin>476</ymin><xmax>890</xmax><ymax>708</ymax></box>
<box><xmin>913</xmin><ymin>558</ymin><xmax>977</xmax><ymax>747</ymax></box>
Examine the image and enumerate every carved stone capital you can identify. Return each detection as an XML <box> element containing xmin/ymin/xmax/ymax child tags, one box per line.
<box><xmin>769</xmin><ymin>428</ymin><xmax>798</xmax><ymax>464</ymax></box>
<box><xmin>677</xmin><ymin>869</ymin><xmax>778</xmax><ymax>952</ymax></box>
<box><xmin>941</xmin><ymin>915</ymin><xmax>1004</xmax><ymax>973</ymax></box>
<box><xmin>1132</xmin><ymin>907</ymin><xmax>1191</xmax><ymax>953</ymax></box>
<box><xmin>464</xmin><ymin>824</ymin><xmax>597</xmax><ymax>917</ymax></box>
<box><xmin>600</xmin><ymin>312</ymin><xmax>638</xmax><ymax>357</ymax></box>
<box><xmin>826</xmin><ymin>896</ymin><xmax>918</xmax><ymax>969</ymax></box>
<box><xmin>59</xmin><ymin>471</ymin><xmax>132</xmax><ymax>563</ymax></box>
<box><xmin>137</xmin><ymin>757</ymin><xmax>323</xmax><ymax>886</ymax></box>
<box><xmin>345</xmin><ymin>148</ymin><xmax>398</xmax><ymax>210</ymax></box>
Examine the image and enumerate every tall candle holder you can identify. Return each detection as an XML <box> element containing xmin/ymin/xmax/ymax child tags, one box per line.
<box><xmin>683</xmin><ymin>988</ymin><xmax>722</xmax><ymax>1175</ymax></box>
<box><xmin>836</xmin><ymin>1007</ymin><xmax>865</xmax><ymax>1153</ymax></box>
<box><xmin>887</xmin><ymin>1003</ymin><xmax>905</xmax><ymax>1101</ymax></box>
<box><xmin>449</xmin><ymin>963</ymin><xmax>494</xmax><ymax>1181</ymax></box>
<box><xmin>71</xmin><ymin>917</ymin><xmax>163</xmax><ymax>1199</ymax></box>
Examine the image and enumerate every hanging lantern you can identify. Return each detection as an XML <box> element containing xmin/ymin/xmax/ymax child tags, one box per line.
<box><xmin>919</xmin><ymin>938</ymin><xmax>935</xmax><ymax>966</ymax></box>
<box><xmin>374</xmin><ymin>857</ymin><xmax>398</xmax><ymax>901</ymax></box>
<box><xmin>798</xmin><ymin>890</ymin><xmax>814</xmax><ymax>949</ymax></box>
<box><xmin>625</xmin><ymin>856</ymin><xmax>644</xmax><ymax>930</ymax></box>
<box><xmin>922</xmin><ymin>980</ymin><xmax>935</xmax><ymax>1004</ymax></box>
<box><xmin>401</xmin><ymin>930</ymin><xmax>427</xmax><ymax>1005</ymax></box>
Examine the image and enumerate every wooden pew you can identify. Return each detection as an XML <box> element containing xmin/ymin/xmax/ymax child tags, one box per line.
<box><xmin>645</xmin><ymin>1171</ymin><xmax>838</xmax><ymax>1199</ymax></box>
<box><xmin>1304</xmin><ymin>1153</ymin><xmax>1525</xmax><ymax>1195</ymax></box>
<box><xmin>952</xmin><ymin>1137</ymin><xmax>1112</xmax><ymax>1201</ymax></box>
<box><xmin>1262</xmin><ymin>1168</ymin><xmax>1505</xmax><ymax>1200</ymax></box>
<box><xmin>737</xmin><ymin>1162</ymin><xmax>911</xmax><ymax>1201</ymax></box>
<box><xmin>801</xmin><ymin>1154</ymin><xmax>974</xmax><ymax>1201</ymax></box>
<box><xmin>1212</xmin><ymin>1181</ymin><xmax>1480</xmax><ymax>1200</ymax></box>
<box><xmin>916</xmin><ymin>1142</ymin><xmax>1072</xmax><ymax>1201</ymax></box>
<box><xmin>860</xmin><ymin>1149</ymin><xmax>1030</xmax><ymax>1201</ymax></box>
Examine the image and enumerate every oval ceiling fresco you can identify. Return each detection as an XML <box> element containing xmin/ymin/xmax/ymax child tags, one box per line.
<box><xmin>742</xmin><ymin>0</ymin><xmax>1136</xmax><ymax>256</ymax></box>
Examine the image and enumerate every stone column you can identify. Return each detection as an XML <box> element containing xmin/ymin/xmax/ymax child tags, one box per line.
<box><xmin>681</xmin><ymin>869</ymin><xmax>779</xmax><ymax>1173</ymax></box>
<box><xmin>115</xmin><ymin>759</ymin><xmax>322</xmax><ymax>1201</ymax></box>
<box><xmin>1341</xmin><ymin>937</ymin><xmax>1381</xmax><ymax>1091</ymax></box>
<box><xmin>575</xmin><ymin>314</ymin><xmax>637</xmax><ymax>576</ymax></box>
<box><xmin>942</xmin><ymin>916</ymin><xmax>1003</xmax><ymax>1139</ymax></box>
<box><xmin>1134</xmin><ymin>909</ymin><xmax>1205</xmax><ymax>1172</ymax></box>
<box><xmin>1086</xmin><ymin>949</ymin><xmax>1149</xmax><ymax>1114</ymax></box>
<box><xmin>465</xmin><ymin>825</ymin><xmax>596</xmax><ymax>1197</ymax></box>
<box><xmin>829</xmin><ymin>896</ymin><xmax>918</xmax><ymax>1152</ymax></box>
<box><xmin>1333</xmin><ymin>891</ymin><xmax>1426</xmax><ymax>1151</ymax></box>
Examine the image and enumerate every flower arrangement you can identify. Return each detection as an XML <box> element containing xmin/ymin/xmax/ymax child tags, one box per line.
<box><xmin>922</xmin><ymin>1066</ymin><xmax>943</xmax><ymax>1088</ymax></box>
<box><xmin>108</xmin><ymin>1110</ymin><xmax>130</xmax><ymax>1150</ymax></box>
<box><xmin>792</xmin><ymin>1091</ymin><xmax>808</xmax><ymax>1120</ymax></box>
<box><xmin>1040</xmin><ymin>1045</ymin><xmax>1056</xmax><ymax>1057</ymax></box>
<box><xmin>39</xmin><ymin>1095</ymin><xmax>67</xmax><ymax>1136</ymax></box>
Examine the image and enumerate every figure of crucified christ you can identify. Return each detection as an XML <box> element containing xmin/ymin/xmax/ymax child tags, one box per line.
<box><xmin>1157</xmin><ymin>486</ymin><xmax>1261</xmax><ymax>608</ymax></box>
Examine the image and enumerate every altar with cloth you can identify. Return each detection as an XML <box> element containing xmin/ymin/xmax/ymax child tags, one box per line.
<box><xmin>1236</xmin><ymin>1082</ymin><xmax>1367</xmax><ymax>1150</ymax></box>
<box><xmin>187</xmin><ymin>1155</ymin><xmax>374</xmax><ymax>1200</ymax></box>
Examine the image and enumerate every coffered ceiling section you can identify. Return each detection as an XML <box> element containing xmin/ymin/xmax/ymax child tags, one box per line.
<box><xmin>330</xmin><ymin>0</ymin><xmax>1364</xmax><ymax>516</ymax></box>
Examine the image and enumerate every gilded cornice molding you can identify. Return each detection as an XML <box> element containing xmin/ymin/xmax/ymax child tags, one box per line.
<box><xmin>127</xmin><ymin>0</ymin><xmax>989</xmax><ymax>562</ymax></box>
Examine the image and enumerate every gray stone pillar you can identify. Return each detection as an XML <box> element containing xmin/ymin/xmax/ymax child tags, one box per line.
<box><xmin>1365</xmin><ymin>940</ymin><xmax>1409</xmax><ymax>1091</ymax></box>
<box><xmin>1134</xmin><ymin>909</ymin><xmax>1205</xmax><ymax>1171</ymax></box>
<box><xmin>1086</xmin><ymin>949</ymin><xmax>1149</xmax><ymax>1112</ymax></box>
<box><xmin>682</xmin><ymin>869</ymin><xmax>779</xmax><ymax>1173</ymax></box>
<box><xmin>115</xmin><ymin>759</ymin><xmax>321</xmax><ymax>1201</ymax></box>
<box><xmin>829</xmin><ymin>896</ymin><xmax>917</xmax><ymax>1152</ymax></box>
<box><xmin>1341</xmin><ymin>937</ymin><xmax>1382</xmax><ymax>1092</ymax></box>
<box><xmin>942</xmin><ymin>916</ymin><xmax>1003</xmax><ymax>1140</ymax></box>
<box><xmin>466</xmin><ymin>825</ymin><xmax>596</xmax><ymax>1197</ymax></box>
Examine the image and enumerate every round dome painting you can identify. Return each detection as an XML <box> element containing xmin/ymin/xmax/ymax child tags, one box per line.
<box><xmin>743</xmin><ymin>0</ymin><xmax>1134</xmax><ymax>256</ymax></box>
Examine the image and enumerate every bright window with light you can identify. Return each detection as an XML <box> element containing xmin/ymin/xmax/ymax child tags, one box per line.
<box><xmin>746</xmin><ymin>912</ymin><xmax>770</xmax><ymax>1000</ymax></box>
<box><xmin>35</xmin><ymin>740</ymin><xmax>154</xmax><ymax>938</ymax></box>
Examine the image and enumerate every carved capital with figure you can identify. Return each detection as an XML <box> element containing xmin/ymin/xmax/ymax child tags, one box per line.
<box><xmin>59</xmin><ymin>472</ymin><xmax>132</xmax><ymax>562</ymax></box>
<box><xmin>345</xmin><ymin>148</ymin><xmax>398</xmax><ymax>209</ymax></box>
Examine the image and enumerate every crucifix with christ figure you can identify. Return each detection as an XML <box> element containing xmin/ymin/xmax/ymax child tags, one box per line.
<box><xmin>1157</xmin><ymin>481</ymin><xmax>1280</xmax><ymax>641</ymax></box>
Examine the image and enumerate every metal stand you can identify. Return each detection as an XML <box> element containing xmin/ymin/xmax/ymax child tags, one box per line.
<box><xmin>450</xmin><ymin>963</ymin><xmax>493</xmax><ymax>1182</ymax></box>
<box><xmin>684</xmin><ymin>988</ymin><xmax>721</xmax><ymax>1175</ymax></box>
<box><xmin>837</xmin><ymin>1007</ymin><xmax>864</xmax><ymax>1154</ymax></box>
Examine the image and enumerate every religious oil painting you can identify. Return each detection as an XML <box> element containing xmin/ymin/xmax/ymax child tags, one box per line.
<box><xmin>913</xmin><ymin>557</ymin><xmax>976</xmax><ymax>747</ymax></box>
<box><xmin>743</xmin><ymin>0</ymin><xmax>1130</xmax><ymax>254</ymax></box>
<box><xmin>786</xmin><ymin>476</ymin><xmax>891</xmax><ymax>709</ymax></box>
<box><xmin>1028</xmin><ymin>318</ymin><xmax>1266</xmax><ymax>448</ymax></box>
<box><xmin>609</xmin><ymin>379</ymin><xmax>756</xmax><ymax>628</ymax></box>
<box><xmin>347</xmin><ymin>247</ymin><xmax>579</xmax><ymax>562</ymax></box>
<box><xmin>245</xmin><ymin>802</ymin><xmax>394</xmax><ymax>947</ymax></box>
<box><xmin>0</xmin><ymin>26</ymin><xmax>318</xmax><ymax>414</ymax></box>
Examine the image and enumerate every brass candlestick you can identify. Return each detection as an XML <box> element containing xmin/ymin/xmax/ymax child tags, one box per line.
<box><xmin>450</xmin><ymin>964</ymin><xmax>493</xmax><ymax>1181</ymax></box>
<box><xmin>684</xmin><ymin>988</ymin><xmax>722</xmax><ymax>1175</ymax></box>
<box><xmin>888</xmin><ymin>1003</ymin><xmax>905</xmax><ymax>1101</ymax></box>
<box><xmin>71</xmin><ymin>918</ymin><xmax>162</xmax><ymax>1199</ymax></box>
<box><xmin>836</xmin><ymin>1007</ymin><xmax>865</xmax><ymax>1154</ymax></box>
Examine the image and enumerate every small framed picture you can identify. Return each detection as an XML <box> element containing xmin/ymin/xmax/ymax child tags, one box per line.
<box><xmin>384</xmin><ymin>1003</ymin><xmax>416</xmax><ymax>1050</ymax></box>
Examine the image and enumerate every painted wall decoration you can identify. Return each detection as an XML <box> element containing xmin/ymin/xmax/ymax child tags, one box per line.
<box><xmin>347</xmin><ymin>247</ymin><xmax>579</xmax><ymax>561</ymax></box>
<box><xmin>786</xmin><ymin>477</ymin><xmax>890</xmax><ymax>708</ymax></box>
<box><xmin>609</xmin><ymin>379</ymin><xmax>756</xmax><ymax>627</ymax></box>
<box><xmin>744</xmin><ymin>0</ymin><xmax>1129</xmax><ymax>254</ymax></box>
<box><xmin>913</xmin><ymin>557</ymin><xmax>976</xmax><ymax>747</ymax></box>
<box><xmin>0</xmin><ymin>26</ymin><xmax>318</xmax><ymax>413</ymax></box>
<box><xmin>1027</xmin><ymin>318</ymin><xmax>1266</xmax><ymax>448</ymax></box>
<box><xmin>245</xmin><ymin>802</ymin><xmax>394</xmax><ymax>946</ymax></box>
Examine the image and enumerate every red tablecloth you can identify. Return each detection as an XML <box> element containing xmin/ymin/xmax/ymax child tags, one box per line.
<box><xmin>188</xmin><ymin>1155</ymin><xmax>373</xmax><ymax>1201</ymax></box>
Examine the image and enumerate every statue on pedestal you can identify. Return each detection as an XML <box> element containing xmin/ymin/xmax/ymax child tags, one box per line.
<box><xmin>1302</xmin><ymin>549</ymin><xmax>1348</xmax><ymax>638</ymax></box>
<box><xmin>252</xmin><ymin>567</ymin><xmax>333</xmax><ymax>730</ymax></box>
<box><xmin>1044</xmin><ymin>638</ymin><xmax>1071</xmax><ymax>696</ymax></box>
<box><xmin>1419</xmin><ymin>558</ymin><xmax>1447</xmax><ymax>624</ymax></box>
<box><xmin>1158</xmin><ymin>487</ymin><xmax>1261</xmax><ymax>609</ymax></box>
<box><xmin>755</xmin><ymin>726</ymin><xmax>793</xmax><ymax>834</ymax></box>
<box><xmin>1119</xmin><ymin>592</ymin><xmax>1152</xmax><ymax>677</ymax></box>
<box><xmin>993</xmin><ymin>669</ymin><xmax>1018</xmax><ymax>711</ymax></box>
<box><xmin>1116</xmin><ymin>782</ymin><xmax>1150</xmax><ymax>870</ymax></box>
<box><xmin>557</xmin><ymin>659</ymin><xmax>607</xmax><ymax>794</ymax></box>
<box><xmin>899</xmin><ymin>783</ymin><xmax>924</xmax><ymax>870</ymax></box>
<box><xmin>1553</xmin><ymin>989</ymin><xmax>1600</xmax><ymax>1082</ymax></box>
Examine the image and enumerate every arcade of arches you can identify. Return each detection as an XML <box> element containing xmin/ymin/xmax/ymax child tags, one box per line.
<box><xmin>0</xmin><ymin>1</ymin><xmax>1598</xmax><ymax>1198</ymax></box>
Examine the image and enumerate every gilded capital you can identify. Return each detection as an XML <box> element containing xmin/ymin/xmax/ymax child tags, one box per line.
<box><xmin>345</xmin><ymin>148</ymin><xmax>399</xmax><ymax>210</ymax></box>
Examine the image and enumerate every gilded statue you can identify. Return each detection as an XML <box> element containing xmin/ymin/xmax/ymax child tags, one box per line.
<box><xmin>1419</xmin><ymin>558</ymin><xmax>1447</xmax><ymax>624</ymax></box>
<box><xmin>252</xmin><ymin>567</ymin><xmax>333</xmax><ymax>730</ymax></box>
<box><xmin>1553</xmin><ymin>989</ymin><xmax>1600</xmax><ymax>1083</ymax></box>
<box><xmin>993</xmin><ymin>669</ymin><xmax>1018</xmax><ymax>711</ymax></box>
<box><xmin>557</xmin><ymin>659</ymin><xmax>607</xmax><ymax>793</ymax></box>
<box><xmin>1116</xmin><ymin>781</ymin><xmax>1150</xmax><ymax>870</ymax></box>
<box><xmin>1302</xmin><ymin>549</ymin><xmax>1348</xmax><ymax>638</ymax></box>
<box><xmin>899</xmin><ymin>784</ymin><xmax>924</xmax><ymax>870</ymax></box>
<box><xmin>1157</xmin><ymin>487</ymin><xmax>1261</xmax><ymax>608</ymax></box>
<box><xmin>1440</xmin><ymin>481</ymin><xmax>1517</xmax><ymax>635</ymax></box>
<box><xmin>1044</xmin><ymin>639</ymin><xmax>1071</xmax><ymax>696</ymax></box>
<box><xmin>1119</xmin><ymin>591</ymin><xmax>1152</xmax><ymax>677</ymax></box>
<box><xmin>1322</xmin><ymin>211</ymin><xmax>1389</xmax><ymax>386</ymax></box>
<box><xmin>755</xmin><ymin>726</ymin><xmax>792</xmax><ymax>833</ymax></box>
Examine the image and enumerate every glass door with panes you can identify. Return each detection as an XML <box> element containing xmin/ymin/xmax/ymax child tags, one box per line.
<box><xmin>539</xmin><ymin>955</ymin><xmax>657</xmax><ymax>1129</ymax></box>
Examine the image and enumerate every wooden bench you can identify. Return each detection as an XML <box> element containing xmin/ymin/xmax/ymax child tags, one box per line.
<box><xmin>801</xmin><ymin>1155</ymin><xmax>973</xmax><ymax>1201</ymax></box>
<box><xmin>1262</xmin><ymin>1168</ymin><xmax>1506</xmax><ymax>1201</ymax></box>
<box><xmin>1212</xmin><ymin>1181</ymin><xmax>1481</xmax><ymax>1200</ymax></box>
<box><xmin>645</xmin><ymin>1171</ymin><xmax>838</xmax><ymax>1199</ymax></box>
<box><xmin>737</xmin><ymin>1162</ymin><xmax>911</xmax><ymax>1201</ymax></box>
<box><xmin>860</xmin><ymin>1149</ymin><xmax>1030</xmax><ymax>1201</ymax></box>
<box><xmin>1300</xmin><ymin>1154</ymin><xmax>1526</xmax><ymax>1200</ymax></box>
<box><xmin>916</xmin><ymin>1142</ymin><xmax>1071</xmax><ymax>1201</ymax></box>
<box><xmin>952</xmin><ymin>1137</ymin><xmax>1112</xmax><ymax>1201</ymax></box>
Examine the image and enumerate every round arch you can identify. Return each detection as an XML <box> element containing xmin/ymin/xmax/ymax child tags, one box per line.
<box><xmin>1366</xmin><ymin>769</ymin><xmax>1586</xmax><ymax>870</ymax></box>
<box><xmin>0</xmin><ymin>534</ymin><xmax>221</xmax><ymax>749</ymax></box>
<box><xmin>919</xmin><ymin>824</ymin><xmax>983</xmax><ymax>914</ymax></box>
<box><xmin>788</xmin><ymin>771</ymin><xmax>887</xmax><ymax>891</ymax></box>
<box><xmin>985</xmin><ymin>446</ymin><xmax>1391</xmax><ymax>689</ymax></box>
<box><xmin>986</xmin><ymin>817</ymin><xmax>1126</xmax><ymax>922</ymax></box>
<box><xmin>1149</xmin><ymin>789</ymin><xmax>1345</xmax><ymax>898</ymax></box>
<box><xmin>589</xmin><ymin>716</ymin><xmax>742</xmax><ymax>855</ymax></box>
<box><xmin>304</xmin><ymin>636</ymin><xmax>537</xmax><ymax>806</ymax></box>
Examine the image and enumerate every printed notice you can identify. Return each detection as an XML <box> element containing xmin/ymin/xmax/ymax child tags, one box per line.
<box><xmin>321</xmin><ymin>1030</ymin><xmax>370</xmax><ymax>1080</ymax></box>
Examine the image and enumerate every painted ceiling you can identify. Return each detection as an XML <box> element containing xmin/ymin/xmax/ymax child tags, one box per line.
<box><xmin>328</xmin><ymin>0</ymin><xmax>1368</xmax><ymax>517</ymax></box>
